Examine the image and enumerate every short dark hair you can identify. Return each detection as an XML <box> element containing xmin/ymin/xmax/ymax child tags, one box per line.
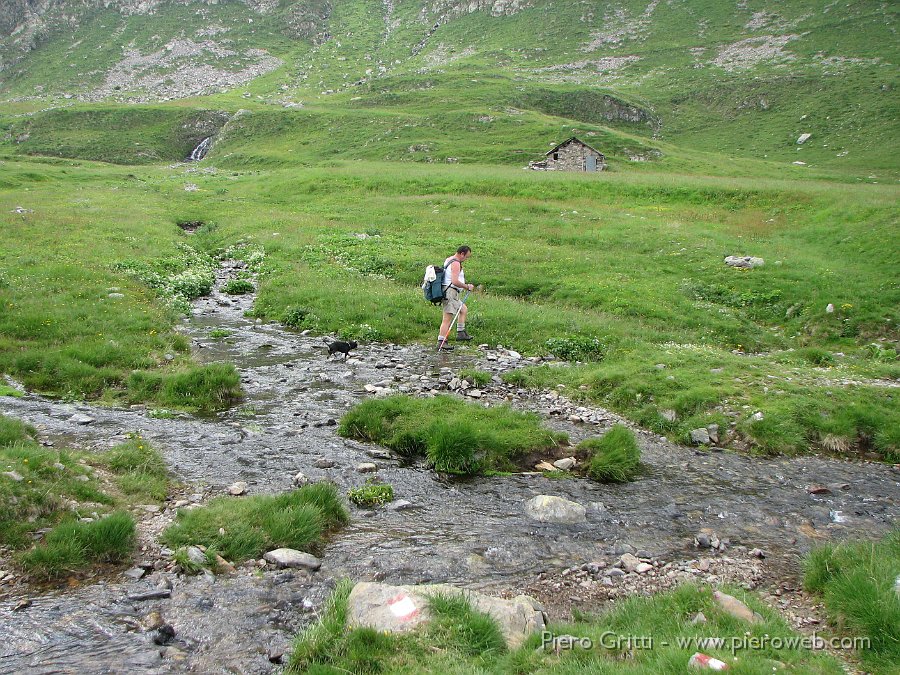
<box><xmin>457</xmin><ymin>245</ymin><xmax>471</xmax><ymax>255</ymax></box>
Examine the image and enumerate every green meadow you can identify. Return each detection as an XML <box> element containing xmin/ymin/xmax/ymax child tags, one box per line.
<box><xmin>1</xmin><ymin>152</ymin><xmax>896</xmax><ymax>456</ymax></box>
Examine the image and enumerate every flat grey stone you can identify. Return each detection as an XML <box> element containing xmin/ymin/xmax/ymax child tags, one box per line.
<box><xmin>524</xmin><ymin>495</ymin><xmax>586</xmax><ymax>525</ymax></box>
<box><xmin>263</xmin><ymin>548</ymin><xmax>322</xmax><ymax>571</ymax></box>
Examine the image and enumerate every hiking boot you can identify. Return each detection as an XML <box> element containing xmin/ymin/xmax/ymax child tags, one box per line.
<box><xmin>456</xmin><ymin>330</ymin><xmax>473</xmax><ymax>341</ymax></box>
<box><xmin>437</xmin><ymin>341</ymin><xmax>454</xmax><ymax>351</ymax></box>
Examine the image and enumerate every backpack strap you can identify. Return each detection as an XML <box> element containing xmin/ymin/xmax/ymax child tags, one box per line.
<box><xmin>443</xmin><ymin>257</ymin><xmax>466</xmax><ymax>290</ymax></box>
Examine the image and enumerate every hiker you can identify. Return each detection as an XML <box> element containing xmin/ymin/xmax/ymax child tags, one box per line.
<box><xmin>438</xmin><ymin>245</ymin><xmax>475</xmax><ymax>350</ymax></box>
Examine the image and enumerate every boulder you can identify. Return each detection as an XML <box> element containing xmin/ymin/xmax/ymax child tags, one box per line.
<box><xmin>524</xmin><ymin>495</ymin><xmax>586</xmax><ymax>524</ymax></box>
<box><xmin>690</xmin><ymin>428</ymin><xmax>711</xmax><ymax>445</ymax></box>
<box><xmin>263</xmin><ymin>548</ymin><xmax>322</xmax><ymax>571</ymax></box>
<box><xmin>552</xmin><ymin>457</ymin><xmax>576</xmax><ymax>471</ymax></box>
<box><xmin>69</xmin><ymin>413</ymin><xmax>95</xmax><ymax>425</ymax></box>
<box><xmin>712</xmin><ymin>590</ymin><xmax>762</xmax><ymax>624</ymax></box>
<box><xmin>228</xmin><ymin>481</ymin><xmax>248</xmax><ymax>496</ymax></box>
<box><xmin>724</xmin><ymin>256</ymin><xmax>764</xmax><ymax>269</ymax></box>
<box><xmin>346</xmin><ymin>582</ymin><xmax>546</xmax><ymax>648</ymax></box>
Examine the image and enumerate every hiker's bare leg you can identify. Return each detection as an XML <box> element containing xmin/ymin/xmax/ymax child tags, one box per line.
<box><xmin>438</xmin><ymin>312</ymin><xmax>453</xmax><ymax>342</ymax></box>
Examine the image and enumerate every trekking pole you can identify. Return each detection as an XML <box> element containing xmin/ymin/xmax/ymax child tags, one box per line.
<box><xmin>438</xmin><ymin>290</ymin><xmax>470</xmax><ymax>351</ymax></box>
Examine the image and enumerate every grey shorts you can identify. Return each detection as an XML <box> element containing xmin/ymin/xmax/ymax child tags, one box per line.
<box><xmin>442</xmin><ymin>287</ymin><xmax>464</xmax><ymax>314</ymax></box>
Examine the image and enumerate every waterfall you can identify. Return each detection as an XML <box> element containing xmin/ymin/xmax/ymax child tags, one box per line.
<box><xmin>188</xmin><ymin>136</ymin><xmax>212</xmax><ymax>161</ymax></box>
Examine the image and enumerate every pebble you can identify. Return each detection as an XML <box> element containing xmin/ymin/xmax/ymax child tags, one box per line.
<box><xmin>227</xmin><ymin>482</ymin><xmax>248</xmax><ymax>496</ymax></box>
<box><xmin>357</xmin><ymin>462</ymin><xmax>378</xmax><ymax>473</ymax></box>
<box><xmin>314</xmin><ymin>459</ymin><xmax>335</xmax><ymax>469</ymax></box>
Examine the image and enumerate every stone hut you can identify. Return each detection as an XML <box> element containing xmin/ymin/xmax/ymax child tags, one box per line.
<box><xmin>541</xmin><ymin>137</ymin><xmax>606</xmax><ymax>172</ymax></box>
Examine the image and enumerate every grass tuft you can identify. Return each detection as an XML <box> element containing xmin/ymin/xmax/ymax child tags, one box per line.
<box><xmin>347</xmin><ymin>480</ymin><xmax>394</xmax><ymax>507</ymax></box>
<box><xmin>161</xmin><ymin>483</ymin><xmax>348</xmax><ymax>563</ymax></box>
<box><xmin>338</xmin><ymin>395</ymin><xmax>566</xmax><ymax>475</ymax></box>
<box><xmin>580</xmin><ymin>424</ymin><xmax>641</xmax><ymax>483</ymax></box>
<box><xmin>804</xmin><ymin>531</ymin><xmax>900</xmax><ymax>671</ymax></box>
<box><xmin>19</xmin><ymin>511</ymin><xmax>136</xmax><ymax>580</ymax></box>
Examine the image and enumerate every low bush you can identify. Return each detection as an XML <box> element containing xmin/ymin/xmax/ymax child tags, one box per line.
<box><xmin>282</xmin><ymin>305</ymin><xmax>313</xmax><ymax>328</ymax></box>
<box><xmin>338</xmin><ymin>395</ymin><xmax>566</xmax><ymax>474</ymax></box>
<box><xmin>798</xmin><ymin>347</ymin><xmax>834</xmax><ymax>366</ymax></box>
<box><xmin>580</xmin><ymin>424</ymin><xmax>641</xmax><ymax>483</ymax></box>
<box><xmin>545</xmin><ymin>336</ymin><xmax>604</xmax><ymax>362</ymax></box>
<box><xmin>223</xmin><ymin>279</ymin><xmax>255</xmax><ymax>295</ymax></box>
<box><xmin>804</xmin><ymin>531</ymin><xmax>900</xmax><ymax>671</ymax></box>
<box><xmin>347</xmin><ymin>480</ymin><xmax>394</xmax><ymax>507</ymax></box>
<box><xmin>162</xmin><ymin>483</ymin><xmax>348</xmax><ymax>563</ymax></box>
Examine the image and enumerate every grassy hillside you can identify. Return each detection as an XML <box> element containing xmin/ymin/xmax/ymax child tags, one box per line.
<box><xmin>1</xmin><ymin>0</ymin><xmax>897</xmax><ymax>170</ymax></box>
<box><xmin>1</xmin><ymin>157</ymin><xmax>896</xmax><ymax>457</ymax></box>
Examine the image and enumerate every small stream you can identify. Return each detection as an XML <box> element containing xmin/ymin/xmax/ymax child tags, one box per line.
<box><xmin>0</xmin><ymin>263</ymin><xmax>897</xmax><ymax>674</ymax></box>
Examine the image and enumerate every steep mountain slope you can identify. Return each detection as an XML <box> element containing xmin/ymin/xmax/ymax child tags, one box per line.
<box><xmin>1</xmin><ymin>0</ymin><xmax>897</xmax><ymax>171</ymax></box>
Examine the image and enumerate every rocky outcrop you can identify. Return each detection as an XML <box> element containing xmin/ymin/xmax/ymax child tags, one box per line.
<box><xmin>346</xmin><ymin>582</ymin><xmax>546</xmax><ymax>648</ymax></box>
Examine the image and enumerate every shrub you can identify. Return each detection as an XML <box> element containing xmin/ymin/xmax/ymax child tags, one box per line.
<box><xmin>282</xmin><ymin>305</ymin><xmax>312</xmax><ymax>328</ymax></box>
<box><xmin>581</xmin><ymin>424</ymin><xmax>641</xmax><ymax>482</ymax></box>
<box><xmin>545</xmin><ymin>336</ymin><xmax>604</xmax><ymax>362</ymax></box>
<box><xmin>803</xmin><ymin>532</ymin><xmax>900</xmax><ymax>670</ymax></box>
<box><xmin>798</xmin><ymin>347</ymin><xmax>834</xmax><ymax>366</ymax></box>
<box><xmin>347</xmin><ymin>480</ymin><xmax>394</xmax><ymax>507</ymax></box>
<box><xmin>223</xmin><ymin>279</ymin><xmax>255</xmax><ymax>295</ymax></box>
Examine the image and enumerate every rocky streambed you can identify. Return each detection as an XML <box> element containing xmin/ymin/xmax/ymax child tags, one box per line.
<box><xmin>0</xmin><ymin>263</ymin><xmax>897</xmax><ymax>674</ymax></box>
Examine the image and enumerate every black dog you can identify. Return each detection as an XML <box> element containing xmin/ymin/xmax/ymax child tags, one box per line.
<box><xmin>323</xmin><ymin>339</ymin><xmax>358</xmax><ymax>360</ymax></box>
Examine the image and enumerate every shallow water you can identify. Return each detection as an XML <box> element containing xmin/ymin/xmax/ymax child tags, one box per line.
<box><xmin>1</xmin><ymin>263</ymin><xmax>896</xmax><ymax>673</ymax></box>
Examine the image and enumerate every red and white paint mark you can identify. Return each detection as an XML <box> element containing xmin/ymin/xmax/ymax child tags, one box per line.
<box><xmin>387</xmin><ymin>594</ymin><xmax>419</xmax><ymax>621</ymax></box>
<box><xmin>688</xmin><ymin>653</ymin><xmax>729</xmax><ymax>670</ymax></box>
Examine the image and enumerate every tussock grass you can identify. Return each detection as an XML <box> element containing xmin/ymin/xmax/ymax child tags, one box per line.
<box><xmin>804</xmin><ymin>531</ymin><xmax>900</xmax><ymax>671</ymax></box>
<box><xmin>161</xmin><ymin>483</ymin><xmax>349</xmax><ymax>563</ymax></box>
<box><xmin>1</xmin><ymin>414</ymin><xmax>170</xmax><ymax>578</ymax></box>
<box><xmin>126</xmin><ymin>363</ymin><xmax>242</xmax><ymax>412</ymax></box>
<box><xmin>580</xmin><ymin>424</ymin><xmax>641</xmax><ymax>483</ymax></box>
<box><xmin>103</xmin><ymin>435</ymin><xmax>169</xmax><ymax>502</ymax></box>
<box><xmin>0</xmin><ymin>414</ymin><xmax>34</xmax><ymax>446</ymax></box>
<box><xmin>458</xmin><ymin>369</ymin><xmax>492</xmax><ymax>387</ymax></box>
<box><xmin>288</xmin><ymin>581</ymin><xmax>843</xmax><ymax>673</ymax></box>
<box><xmin>347</xmin><ymin>480</ymin><xmax>394</xmax><ymax>507</ymax></box>
<box><xmin>338</xmin><ymin>395</ymin><xmax>566</xmax><ymax>475</ymax></box>
<box><xmin>19</xmin><ymin>511</ymin><xmax>135</xmax><ymax>580</ymax></box>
